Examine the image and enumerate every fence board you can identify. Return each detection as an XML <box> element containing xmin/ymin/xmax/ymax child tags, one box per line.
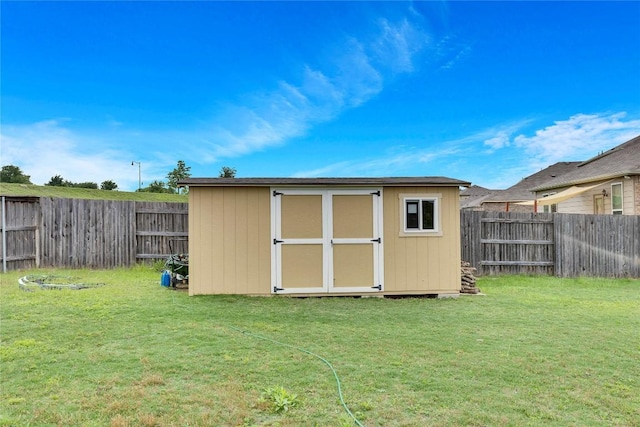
<box><xmin>462</xmin><ymin>211</ymin><xmax>640</xmax><ymax>278</ymax></box>
<box><xmin>460</xmin><ymin>210</ymin><xmax>483</xmax><ymax>274</ymax></box>
<box><xmin>555</xmin><ymin>214</ymin><xmax>640</xmax><ymax>278</ymax></box>
<box><xmin>38</xmin><ymin>198</ymin><xmax>137</xmax><ymax>268</ymax></box>
<box><xmin>135</xmin><ymin>201</ymin><xmax>189</xmax><ymax>261</ymax></box>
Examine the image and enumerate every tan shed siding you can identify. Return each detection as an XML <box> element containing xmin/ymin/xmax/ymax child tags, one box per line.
<box><xmin>188</xmin><ymin>187</ymin><xmax>271</xmax><ymax>295</ymax></box>
<box><xmin>188</xmin><ymin>187</ymin><xmax>216</xmax><ymax>295</ymax></box>
<box><xmin>383</xmin><ymin>186</ymin><xmax>461</xmax><ymax>294</ymax></box>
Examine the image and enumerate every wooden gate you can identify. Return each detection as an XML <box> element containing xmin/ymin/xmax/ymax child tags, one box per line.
<box><xmin>135</xmin><ymin>202</ymin><xmax>189</xmax><ymax>261</ymax></box>
<box><xmin>462</xmin><ymin>211</ymin><xmax>555</xmax><ymax>275</ymax></box>
<box><xmin>1</xmin><ymin>197</ymin><xmax>40</xmax><ymax>271</ymax></box>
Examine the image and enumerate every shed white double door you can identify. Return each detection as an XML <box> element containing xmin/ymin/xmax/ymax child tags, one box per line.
<box><xmin>271</xmin><ymin>188</ymin><xmax>383</xmax><ymax>294</ymax></box>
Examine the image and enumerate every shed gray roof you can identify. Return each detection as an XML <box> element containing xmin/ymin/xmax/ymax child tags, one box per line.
<box><xmin>483</xmin><ymin>162</ymin><xmax>581</xmax><ymax>203</ymax></box>
<box><xmin>179</xmin><ymin>176</ymin><xmax>471</xmax><ymax>187</ymax></box>
<box><xmin>533</xmin><ymin>134</ymin><xmax>640</xmax><ymax>191</ymax></box>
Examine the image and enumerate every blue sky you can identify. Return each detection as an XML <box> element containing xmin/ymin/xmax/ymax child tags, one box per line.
<box><xmin>2</xmin><ymin>1</ymin><xmax>640</xmax><ymax>191</ymax></box>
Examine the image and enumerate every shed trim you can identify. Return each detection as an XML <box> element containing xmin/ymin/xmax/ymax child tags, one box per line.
<box><xmin>180</xmin><ymin>176</ymin><xmax>470</xmax><ymax>188</ymax></box>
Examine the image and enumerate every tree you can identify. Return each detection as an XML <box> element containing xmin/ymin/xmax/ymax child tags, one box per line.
<box><xmin>73</xmin><ymin>182</ymin><xmax>98</xmax><ymax>189</ymax></box>
<box><xmin>1</xmin><ymin>165</ymin><xmax>32</xmax><ymax>184</ymax></box>
<box><xmin>45</xmin><ymin>175</ymin><xmax>66</xmax><ymax>186</ymax></box>
<box><xmin>140</xmin><ymin>180</ymin><xmax>171</xmax><ymax>193</ymax></box>
<box><xmin>45</xmin><ymin>175</ymin><xmax>98</xmax><ymax>188</ymax></box>
<box><xmin>167</xmin><ymin>160</ymin><xmax>191</xmax><ymax>194</ymax></box>
<box><xmin>219</xmin><ymin>166</ymin><xmax>237</xmax><ymax>178</ymax></box>
<box><xmin>101</xmin><ymin>180</ymin><xmax>118</xmax><ymax>190</ymax></box>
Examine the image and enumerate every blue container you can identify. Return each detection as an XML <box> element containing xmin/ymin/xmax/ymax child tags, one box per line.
<box><xmin>161</xmin><ymin>270</ymin><xmax>171</xmax><ymax>287</ymax></box>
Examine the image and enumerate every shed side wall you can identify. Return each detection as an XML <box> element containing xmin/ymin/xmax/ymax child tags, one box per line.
<box><xmin>188</xmin><ymin>187</ymin><xmax>271</xmax><ymax>295</ymax></box>
<box><xmin>383</xmin><ymin>186</ymin><xmax>461</xmax><ymax>294</ymax></box>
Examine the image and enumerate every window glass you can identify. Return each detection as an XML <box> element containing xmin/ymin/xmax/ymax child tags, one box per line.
<box><xmin>422</xmin><ymin>200</ymin><xmax>434</xmax><ymax>229</ymax></box>
<box><xmin>406</xmin><ymin>201</ymin><xmax>419</xmax><ymax>229</ymax></box>
<box><xmin>611</xmin><ymin>183</ymin><xmax>622</xmax><ymax>214</ymax></box>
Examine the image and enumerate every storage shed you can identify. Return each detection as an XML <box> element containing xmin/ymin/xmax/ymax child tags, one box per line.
<box><xmin>179</xmin><ymin>177</ymin><xmax>470</xmax><ymax>297</ymax></box>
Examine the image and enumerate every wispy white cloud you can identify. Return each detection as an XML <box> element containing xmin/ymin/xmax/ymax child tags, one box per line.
<box><xmin>484</xmin><ymin>132</ymin><xmax>511</xmax><ymax>150</ymax></box>
<box><xmin>434</xmin><ymin>34</ymin><xmax>473</xmax><ymax>70</ymax></box>
<box><xmin>199</xmin><ymin>14</ymin><xmax>432</xmax><ymax>162</ymax></box>
<box><xmin>482</xmin><ymin>119</ymin><xmax>535</xmax><ymax>152</ymax></box>
<box><xmin>0</xmin><ymin>120</ymin><xmax>171</xmax><ymax>189</ymax></box>
<box><xmin>371</xmin><ymin>18</ymin><xmax>430</xmax><ymax>73</ymax></box>
<box><xmin>512</xmin><ymin>112</ymin><xmax>640</xmax><ymax>169</ymax></box>
<box><xmin>2</xmin><ymin>8</ymin><xmax>439</xmax><ymax>186</ymax></box>
<box><xmin>292</xmin><ymin>143</ymin><xmax>462</xmax><ymax>178</ymax></box>
<box><xmin>291</xmin><ymin>112</ymin><xmax>640</xmax><ymax>190</ymax></box>
<box><xmin>291</xmin><ymin>119</ymin><xmax>534</xmax><ymax>179</ymax></box>
<box><xmin>473</xmin><ymin>112</ymin><xmax>640</xmax><ymax>187</ymax></box>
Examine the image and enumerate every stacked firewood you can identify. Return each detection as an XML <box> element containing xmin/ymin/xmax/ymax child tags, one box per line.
<box><xmin>461</xmin><ymin>262</ymin><xmax>480</xmax><ymax>294</ymax></box>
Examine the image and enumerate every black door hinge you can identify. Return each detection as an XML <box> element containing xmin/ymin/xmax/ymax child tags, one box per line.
<box><xmin>273</xmin><ymin>190</ymin><xmax>283</xmax><ymax>197</ymax></box>
<box><xmin>273</xmin><ymin>286</ymin><xmax>284</xmax><ymax>293</ymax></box>
<box><xmin>371</xmin><ymin>237</ymin><xmax>381</xmax><ymax>243</ymax></box>
<box><xmin>370</xmin><ymin>190</ymin><xmax>380</xmax><ymax>196</ymax></box>
<box><xmin>273</xmin><ymin>239</ymin><xmax>284</xmax><ymax>245</ymax></box>
<box><xmin>371</xmin><ymin>284</ymin><xmax>382</xmax><ymax>290</ymax></box>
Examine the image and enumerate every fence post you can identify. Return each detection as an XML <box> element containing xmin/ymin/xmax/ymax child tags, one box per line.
<box><xmin>2</xmin><ymin>196</ymin><xmax>6</xmax><ymax>273</ymax></box>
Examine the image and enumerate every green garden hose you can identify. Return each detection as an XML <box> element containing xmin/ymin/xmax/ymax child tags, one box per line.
<box><xmin>228</xmin><ymin>325</ymin><xmax>365</xmax><ymax>427</ymax></box>
<box><xmin>169</xmin><ymin>293</ymin><xmax>364</xmax><ymax>426</ymax></box>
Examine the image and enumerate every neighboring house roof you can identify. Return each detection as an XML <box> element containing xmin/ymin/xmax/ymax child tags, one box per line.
<box><xmin>483</xmin><ymin>162</ymin><xmax>581</xmax><ymax>203</ymax></box>
<box><xmin>180</xmin><ymin>176</ymin><xmax>471</xmax><ymax>187</ymax></box>
<box><xmin>460</xmin><ymin>185</ymin><xmax>496</xmax><ymax>208</ymax></box>
<box><xmin>533</xmin><ymin>134</ymin><xmax>640</xmax><ymax>192</ymax></box>
<box><xmin>460</xmin><ymin>185</ymin><xmax>494</xmax><ymax>197</ymax></box>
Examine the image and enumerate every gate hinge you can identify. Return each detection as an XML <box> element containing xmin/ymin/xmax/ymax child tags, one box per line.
<box><xmin>371</xmin><ymin>237</ymin><xmax>381</xmax><ymax>243</ymax></box>
<box><xmin>273</xmin><ymin>190</ymin><xmax>283</xmax><ymax>197</ymax></box>
<box><xmin>273</xmin><ymin>286</ymin><xmax>284</xmax><ymax>293</ymax></box>
<box><xmin>371</xmin><ymin>284</ymin><xmax>382</xmax><ymax>291</ymax></box>
<box><xmin>370</xmin><ymin>190</ymin><xmax>381</xmax><ymax>196</ymax></box>
<box><xmin>273</xmin><ymin>239</ymin><xmax>284</xmax><ymax>245</ymax></box>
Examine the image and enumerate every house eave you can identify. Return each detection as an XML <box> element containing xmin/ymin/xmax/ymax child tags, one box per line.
<box><xmin>532</xmin><ymin>172</ymin><xmax>638</xmax><ymax>192</ymax></box>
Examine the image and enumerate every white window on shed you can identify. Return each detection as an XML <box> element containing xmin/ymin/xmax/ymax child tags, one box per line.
<box><xmin>404</xmin><ymin>197</ymin><xmax>438</xmax><ymax>232</ymax></box>
<box><xmin>611</xmin><ymin>183</ymin><xmax>623</xmax><ymax>215</ymax></box>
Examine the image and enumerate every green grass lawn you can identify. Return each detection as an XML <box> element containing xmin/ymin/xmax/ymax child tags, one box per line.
<box><xmin>1</xmin><ymin>268</ymin><xmax>638</xmax><ymax>427</ymax></box>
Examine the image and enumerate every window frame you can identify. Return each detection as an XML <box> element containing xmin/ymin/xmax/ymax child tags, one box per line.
<box><xmin>399</xmin><ymin>193</ymin><xmax>441</xmax><ymax>236</ymax></box>
<box><xmin>611</xmin><ymin>182</ymin><xmax>623</xmax><ymax>215</ymax></box>
<box><xmin>541</xmin><ymin>192</ymin><xmax>557</xmax><ymax>213</ymax></box>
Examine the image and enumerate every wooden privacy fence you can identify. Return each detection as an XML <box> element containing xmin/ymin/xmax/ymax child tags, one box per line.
<box><xmin>3</xmin><ymin>197</ymin><xmax>638</xmax><ymax>277</ymax></box>
<box><xmin>461</xmin><ymin>210</ymin><xmax>640</xmax><ymax>278</ymax></box>
<box><xmin>1</xmin><ymin>197</ymin><xmax>187</xmax><ymax>271</ymax></box>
